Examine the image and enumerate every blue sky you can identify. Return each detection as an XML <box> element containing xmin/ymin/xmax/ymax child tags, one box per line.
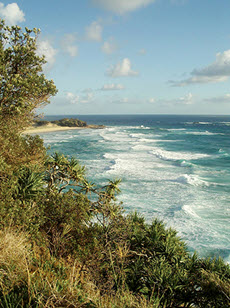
<box><xmin>1</xmin><ymin>0</ymin><xmax>230</xmax><ymax>115</ymax></box>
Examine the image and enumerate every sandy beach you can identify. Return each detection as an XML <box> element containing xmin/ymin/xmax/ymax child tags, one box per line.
<box><xmin>23</xmin><ymin>123</ymin><xmax>103</xmax><ymax>134</ymax></box>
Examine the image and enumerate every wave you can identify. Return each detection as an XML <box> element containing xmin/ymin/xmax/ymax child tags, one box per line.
<box><xmin>140</xmin><ymin>125</ymin><xmax>150</xmax><ymax>129</ymax></box>
<box><xmin>129</xmin><ymin>133</ymin><xmax>146</xmax><ymax>138</ymax></box>
<box><xmin>196</xmin><ymin>122</ymin><xmax>211</xmax><ymax>125</ymax></box>
<box><xmin>184</xmin><ymin>122</ymin><xmax>212</xmax><ymax>125</ymax></box>
<box><xmin>100</xmin><ymin>130</ymin><xmax>131</xmax><ymax>142</ymax></box>
<box><xmin>186</xmin><ymin>131</ymin><xmax>223</xmax><ymax>135</ymax></box>
<box><xmin>167</xmin><ymin>128</ymin><xmax>187</xmax><ymax>131</ymax></box>
<box><xmin>43</xmin><ymin>133</ymin><xmax>77</xmax><ymax>144</ymax></box>
<box><xmin>139</xmin><ymin>138</ymin><xmax>159</xmax><ymax>143</ymax></box>
<box><xmin>220</xmin><ymin>122</ymin><xmax>230</xmax><ymax>126</ymax></box>
<box><xmin>117</xmin><ymin>125</ymin><xmax>151</xmax><ymax>130</ymax></box>
<box><xmin>218</xmin><ymin>148</ymin><xmax>230</xmax><ymax>157</ymax></box>
<box><xmin>174</xmin><ymin>174</ymin><xmax>209</xmax><ymax>187</ymax></box>
<box><xmin>182</xmin><ymin>204</ymin><xmax>200</xmax><ymax>218</ymax></box>
<box><xmin>131</xmin><ymin>144</ymin><xmax>155</xmax><ymax>151</ymax></box>
<box><xmin>102</xmin><ymin>152</ymin><xmax>167</xmax><ymax>178</ymax></box>
<box><xmin>180</xmin><ymin>160</ymin><xmax>194</xmax><ymax>167</ymax></box>
<box><xmin>149</xmin><ymin>148</ymin><xmax>210</xmax><ymax>162</ymax></box>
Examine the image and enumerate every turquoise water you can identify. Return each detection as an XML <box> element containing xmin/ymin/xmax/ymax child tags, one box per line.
<box><xmin>41</xmin><ymin>115</ymin><xmax>230</xmax><ymax>261</ymax></box>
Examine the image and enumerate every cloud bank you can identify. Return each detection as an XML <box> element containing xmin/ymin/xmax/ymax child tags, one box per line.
<box><xmin>171</xmin><ymin>49</ymin><xmax>230</xmax><ymax>86</ymax></box>
<box><xmin>204</xmin><ymin>93</ymin><xmax>230</xmax><ymax>104</ymax></box>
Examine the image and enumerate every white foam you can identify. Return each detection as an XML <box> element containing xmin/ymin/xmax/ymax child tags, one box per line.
<box><xmin>184</xmin><ymin>122</ymin><xmax>211</xmax><ymax>125</ymax></box>
<box><xmin>131</xmin><ymin>144</ymin><xmax>154</xmax><ymax>151</ymax></box>
<box><xmin>100</xmin><ymin>130</ymin><xmax>131</xmax><ymax>142</ymax></box>
<box><xmin>218</xmin><ymin>148</ymin><xmax>230</xmax><ymax>157</ymax></box>
<box><xmin>103</xmin><ymin>151</ymin><xmax>170</xmax><ymax>179</ymax></box>
<box><xmin>175</xmin><ymin>174</ymin><xmax>209</xmax><ymax>187</ymax></box>
<box><xmin>167</xmin><ymin>128</ymin><xmax>187</xmax><ymax>131</ymax></box>
<box><xmin>220</xmin><ymin>122</ymin><xmax>230</xmax><ymax>126</ymax></box>
<box><xmin>150</xmin><ymin>148</ymin><xmax>210</xmax><ymax>161</ymax></box>
<box><xmin>139</xmin><ymin>138</ymin><xmax>157</xmax><ymax>143</ymax></box>
<box><xmin>182</xmin><ymin>204</ymin><xmax>200</xmax><ymax>218</ymax></box>
<box><xmin>186</xmin><ymin>131</ymin><xmax>223</xmax><ymax>135</ymax></box>
<box><xmin>129</xmin><ymin>133</ymin><xmax>146</xmax><ymax>138</ymax></box>
<box><xmin>180</xmin><ymin>160</ymin><xmax>194</xmax><ymax>167</ymax></box>
<box><xmin>140</xmin><ymin>125</ymin><xmax>150</xmax><ymax>129</ymax></box>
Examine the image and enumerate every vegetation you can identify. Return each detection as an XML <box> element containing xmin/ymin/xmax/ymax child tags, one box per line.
<box><xmin>0</xmin><ymin>20</ymin><xmax>230</xmax><ymax>307</ymax></box>
<box><xmin>52</xmin><ymin>118</ymin><xmax>87</xmax><ymax>127</ymax></box>
<box><xmin>35</xmin><ymin>118</ymin><xmax>88</xmax><ymax>127</ymax></box>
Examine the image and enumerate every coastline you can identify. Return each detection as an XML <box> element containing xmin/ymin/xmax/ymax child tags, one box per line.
<box><xmin>23</xmin><ymin>124</ymin><xmax>104</xmax><ymax>134</ymax></box>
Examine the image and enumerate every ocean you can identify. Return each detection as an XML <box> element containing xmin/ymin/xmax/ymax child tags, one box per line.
<box><xmin>41</xmin><ymin>115</ymin><xmax>230</xmax><ymax>262</ymax></box>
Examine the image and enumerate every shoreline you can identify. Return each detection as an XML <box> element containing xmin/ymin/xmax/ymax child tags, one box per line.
<box><xmin>23</xmin><ymin>124</ymin><xmax>104</xmax><ymax>134</ymax></box>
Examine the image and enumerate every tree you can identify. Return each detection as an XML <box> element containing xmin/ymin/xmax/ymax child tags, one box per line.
<box><xmin>0</xmin><ymin>19</ymin><xmax>57</xmax><ymax>168</ymax></box>
<box><xmin>0</xmin><ymin>19</ymin><xmax>57</xmax><ymax>127</ymax></box>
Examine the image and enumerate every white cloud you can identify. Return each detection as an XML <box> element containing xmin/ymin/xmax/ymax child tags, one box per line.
<box><xmin>101</xmin><ymin>83</ymin><xmax>125</xmax><ymax>91</ymax></box>
<box><xmin>36</xmin><ymin>39</ymin><xmax>57</xmax><ymax>71</ymax></box>
<box><xmin>178</xmin><ymin>93</ymin><xmax>193</xmax><ymax>104</ymax></box>
<box><xmin>91</xmin><ymin>0</ymin><xmax>156</xmax><ymax>14</ymax></box>
<box><xmin>66</xmin><ymin>90</ymin><xmax>94</xmax><ymax>104</ymax></box>
<box><xmin>85</xmin><ymin>21</ymin><xmax>102</xmax><ymax>42</ymax></box>
<box><xmin>107</xmin><ymin>58</ymin><xmax>138</xmax><ymax>77</ymax></box>
<box><xmin>0</xmin><ymin>2</ymin><xmax>25</xmax><ymax>25</ymax></box>
<box><xmin>67</xmin><ymin>92</ymin><xmax>79</xmax><ymax>104</ymax></box>
<box><xmin>60</xmin><ymin>34</ymin><xmax>78</xmax><ymax>57</ymax></box>
<box><xmin>171</xmin><ymin>49</ymin><xmax>230</xmax><ymax>86</ymax></box>
<box><xmin>101</xmin><ymin>37</ymin><xmax>118</xmax><ymax>54</ymax></box>
<box><xmin>149</xmin><ymin>98</ymin><xmax>155</xmax><ymax>103</ymax></box>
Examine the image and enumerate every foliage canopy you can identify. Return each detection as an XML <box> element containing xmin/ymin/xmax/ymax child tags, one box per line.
<box><xmin>0</xmin><ymin>20</ymin><xmax>57</xmax><ymax>122</ymax></box>
<box><xmin>0</xmin><ymin>20</ymin><xmax>57</xmax><ymax>169</ymax></box>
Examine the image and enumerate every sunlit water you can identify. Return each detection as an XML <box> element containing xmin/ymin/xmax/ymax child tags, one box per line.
<box><xmin>40</xmin><ymin>115</ymin><xmax>230</xmax><ymax>262</ymax></box>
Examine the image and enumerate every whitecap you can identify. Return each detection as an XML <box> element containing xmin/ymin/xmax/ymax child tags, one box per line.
<box><xmin>131</xmin><ymin>144</ymin><xmax>154</xmax><ymax>151</ymax></box>
<box><xmin>149</xmin><ymin>148</ymin><xmax>210</xmax><ymax>161</ymax></box>
<box><xmin>218</xmin><ymin>148</ymin><xmax>230</xmax><ymax>157</ymax></box>
<box><xmin>99</xmin><ymin>130</ymin><xmax>131</xmax><ymax>142</ymax></box>
<box><xmin>140</xmin><ymin>126</ymin><xmax>150</xmax><ymax>129</ymax></box>
<box><xmin>174</xmin><ymin>174</ymin><xmax>209</xmax><ymax>187</ymax></box>
<box><xmin>182</xmin><ymin>204</ymin><xmax>200</xmax><ymax>218</ymax></box>
<box><xmin>167</xmin><ymin>128</ymin><xmax>187</xmax><ymax>131</ymax></box>
<box><xmin>180</xmin><ymin>160</ymin><xmax>194</xmax><ymax>167</ymax></box>
<box><xmin>129</xmin><ymin>133</ymin><xmax>146</xmax><ymax>138</ymax></box>
<box><xmin>220</xmin><ymin>122</ymin><xmax>230</xmax><ymax>126</ymax></box>
<box><xmin>186</xmin><ymin>131</ymin><xmax>223</xmax><ymax>135</ymax></box>
<box><xmin>139</xmin><ymin>138</ymin><xmax>157</xmax><ymax>143</ymax></box>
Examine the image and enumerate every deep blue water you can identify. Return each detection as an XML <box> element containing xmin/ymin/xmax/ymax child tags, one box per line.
<box><xmin>41</xmin><ymin>115</ymin><xmax>230</xmax><ymax>262</ymax></box>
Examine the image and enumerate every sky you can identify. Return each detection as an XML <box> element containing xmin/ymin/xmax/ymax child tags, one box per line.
<box><xmin>1</xmin><ymin>0</ymin><xmax>230</xmax><ymax>115</ymax></box>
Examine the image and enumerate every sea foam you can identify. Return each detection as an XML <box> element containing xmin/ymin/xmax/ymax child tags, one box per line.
<box><xmin>149</xmin><ymin>148</ymin><xmax>210</xmax><ymax>162</ymax></box>
<box><xmin>175</xmin><ymin>174</ymin><xmax>209</xmax><ymax>187</ymax></box>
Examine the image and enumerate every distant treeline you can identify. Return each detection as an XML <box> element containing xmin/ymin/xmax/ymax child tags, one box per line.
<box><xmin>35</xmin><ymin>118</ymin><xmax>88</xmax><ymax>127</ymax></box>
